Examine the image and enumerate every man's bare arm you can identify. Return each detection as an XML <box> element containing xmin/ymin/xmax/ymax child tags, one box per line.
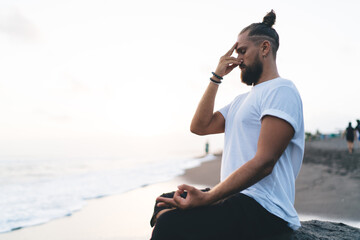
<box><xmin>190</xmin><ymin>43</ymin><xmax>241</xmax><ymax>135</ymax></box>
<box><xmin>190</xmin><ymin>84</ymin><xmax>225</xmax><ymax>135</ymax></box>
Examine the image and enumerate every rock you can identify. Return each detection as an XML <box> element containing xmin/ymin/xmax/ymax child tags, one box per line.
<box><xmin>267</xmin><ymin>220</ymin><xmax>360</xmax><ymax>240</ymax></box>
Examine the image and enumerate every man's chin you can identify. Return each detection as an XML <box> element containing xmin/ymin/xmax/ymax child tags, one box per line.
<box><xmin>241</xmin><ymin>74</ymin><xmax>252</xmax><ymax>86</ymax></box>
<box><xmin>242</xmin><ymin>81</ymin><xmax>254</xmax><ymax>86</ymax></box>
<box><xmin>241</xmin><ymin>77</ymin><xmax>256</xmax><ymax>86</ymax></box>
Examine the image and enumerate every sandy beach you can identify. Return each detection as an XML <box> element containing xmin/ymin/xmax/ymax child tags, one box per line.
<box><xmin>1</xmin><ymin>137</ymin><xmax>359</xmax><ymax>240</ymax></box>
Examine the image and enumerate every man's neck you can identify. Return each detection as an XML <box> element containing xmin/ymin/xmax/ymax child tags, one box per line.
<box><xmin>255</xmin><ymin>62</ymin><xmax>279</xmax><ymax>85</ymax></box>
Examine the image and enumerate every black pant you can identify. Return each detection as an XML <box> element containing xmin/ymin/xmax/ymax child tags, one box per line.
<box><xmin>150</xmin><ymin>191</ymin><xmax>292</xmax><ymax>240</ymax></box>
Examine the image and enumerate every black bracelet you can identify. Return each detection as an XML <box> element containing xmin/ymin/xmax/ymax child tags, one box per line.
<box><xmin>210</xmin><ymin>77</ymin><xmax>221</xmax><ymax>85</ymax></box>
<box><xmin>211</xmin><ymin>72</ymin><xmax>223</xmax><ymax>80</ymax></box>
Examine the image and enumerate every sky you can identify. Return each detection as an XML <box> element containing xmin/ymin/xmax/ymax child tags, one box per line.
<box><xmin>0</xmin><ymin>0</ymin><xmax>359</xmax><ymax>159</ymax></box>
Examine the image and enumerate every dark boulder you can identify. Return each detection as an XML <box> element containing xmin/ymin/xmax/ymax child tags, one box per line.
<box><xmin>267</xmin><ymin>220</ymin><xmax>360</xmax><ymax>240</ymax></box>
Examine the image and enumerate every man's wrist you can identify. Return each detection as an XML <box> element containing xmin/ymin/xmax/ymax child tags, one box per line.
<box><xmin>210</xmin><ymin>77</ymin><xmax>221</xmax><ymax>85</ymax></box>
<box><xmin>212</xmin><ymin>72</ymin><xmax>223</xmax><ymax>80</ymax></box>
<box><xmin>211</xmin><ymin>75</ymin><xmax>222</xmax><ymax>82</ymax></box>
<box><xmin>205</xmin><ymin>190</ymin><xmax>221</xmax><ymax>205</ymax></box>
<box><xmin>210</xmin><ymin>72</ymin><xmax>222</xmax><ymax>85</ymax></box>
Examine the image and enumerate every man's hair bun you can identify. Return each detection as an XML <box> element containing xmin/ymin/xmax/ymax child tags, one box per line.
<box><xmin>262</xmin><ymin>10</ymin><xmax>276</xmax><ymax>27</ymax></box>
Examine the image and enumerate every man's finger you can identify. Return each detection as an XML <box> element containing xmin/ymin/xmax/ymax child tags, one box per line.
<box><xmin>226</xmin><ymin>64</ymin><xmax>239</xmax><ymax>73</ymax></box>
<box><xmin>173</xmin><ymin>191</ymin><xmax>183</xmax><ymax>205</ymax></box>
<box><xmin>156</xmin><ymin>202</ymin><xmax>171</xmax><ymax>208</ymax></box>
<box><xmin>225</xmin><ymin>42</ymin><xmax>238</xmax><ymax>56</ymax></box>
<box><xmin>156</xmin><ymin>196</ymin><xmax>177</xmax><ymax>207</ymax></box>
<box><xmin>222</xmin><ymin>56</ymin><xmax>241</xmax><ymax>62</ymax></box>
<box><xmin>222</xmin><ymin>59</ymin><xmax>241</xmax><ymax>66</ymax></box>
<box><xmin>178</xmin><ymin>184</ymin><xmax>199</xmax><ymax>194</ymax></box>
<box><xmin>176</xmin><ymin>189</ymin><xmax>185</xmax><ymax>195</ymax></box>
<box><xmin>173</xmin><ymin>190</ymin><xmax>188</xmax><ymax>209</ymax></box>
<box><xmin>223</xmin><ymin>61</ymin><xmax>240</xmax><ymax>68</ymax></box>
<box><xmin>178</xmin><ymin>184</ymin><xmax>193</xmax><ymax>191</ymax></box>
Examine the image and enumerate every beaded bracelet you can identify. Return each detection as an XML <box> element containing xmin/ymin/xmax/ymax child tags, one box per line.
<box><xmin>211</xmin><ymin>72</ymin><xmax>223</xmax><ymax>80</ymax></box>
<box><xmin>210</xmin><ymin>77</ymin><xmax>221</xmax><ymax>85</ymax></box>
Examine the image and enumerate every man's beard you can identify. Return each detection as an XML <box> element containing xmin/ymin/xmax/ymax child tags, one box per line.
<box><xmin>241</xmin><ymin>55</ymin><xmax>263</xmax><ymax>86</ymax></box>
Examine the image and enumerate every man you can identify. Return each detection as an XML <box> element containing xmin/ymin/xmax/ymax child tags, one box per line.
<box><xmin>151</xmin><ymin>10</ymin><xmax>304</xmax><ymax>240</ymax></box>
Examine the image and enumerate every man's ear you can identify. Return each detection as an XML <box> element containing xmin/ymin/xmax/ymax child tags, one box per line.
<box><xmin>260</xmin><ymin>40</ymin><xmax>271</xmax><ymax>57</ymax></box>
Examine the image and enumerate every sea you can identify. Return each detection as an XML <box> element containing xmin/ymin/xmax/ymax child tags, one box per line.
<box><xmin>1</xmin><ymin>140</ymin><xmax>359</xmax><ymax>234</ymax></box>
<box><xmin>0</xmin><ymin>152</ymin><xmax>216</xmax><ymax>233</ymax></box>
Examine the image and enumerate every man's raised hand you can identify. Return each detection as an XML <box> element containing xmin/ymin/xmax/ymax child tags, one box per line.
<box><xmin>214</xmin><ymin>43</ymin><xmax>242</xmax><ymax>78</ymax></box>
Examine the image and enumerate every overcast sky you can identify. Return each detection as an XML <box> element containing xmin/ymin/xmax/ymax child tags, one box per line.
<box><xmin>0</xmin><ymin>0</ymin><xmax>359</xmax><ymax>159</ymax></box>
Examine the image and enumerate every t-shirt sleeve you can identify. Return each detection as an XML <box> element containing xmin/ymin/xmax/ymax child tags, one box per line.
<box><xmin>260</xmin><ymin>86</ymin><xmax>303</xmax><ymax>133</ymax></box>
<box><xmin>218</xmin><ymin>103</ymin><xmax>231</xmax><ymax>120</ymax></box>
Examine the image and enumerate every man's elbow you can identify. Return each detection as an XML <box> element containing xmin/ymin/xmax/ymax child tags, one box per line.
<box><xmin>257</xmin><ymin>157</ymin><xmax>277</xmax><ymax>177</ymax></box>
<box><xmin>190</xmin><ymin>126</ymin><xmax>207</xmax><ymax>136</ymax></box>
<box><xmin>262</xmin><ymin>164</ymin><xmax>275</xmax><ymax>177</ymax></box>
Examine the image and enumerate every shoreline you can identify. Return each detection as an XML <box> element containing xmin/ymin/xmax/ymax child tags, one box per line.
<box><xmin>0</xmin><ymin>156</ymin><xmax>221</xmax><ymax>240</ymax></box>
<box><xmin>1</xmin><ymin>138</ymin><xmax>359</xmax><ymax>239</ymax></box>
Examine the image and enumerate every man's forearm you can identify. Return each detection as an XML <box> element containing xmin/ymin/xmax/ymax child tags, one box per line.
<box><xmin>206</xmin><ymin>156</ymin><xmax>274</xmax><ymax>204</ymax></box>
<box><xmin>190</xmin><ymin>82</ymin><xmax>219</xmax><ymax>134</ymax></box>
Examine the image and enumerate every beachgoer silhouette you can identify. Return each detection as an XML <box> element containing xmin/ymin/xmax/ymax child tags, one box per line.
<box><xmin>205</xmin><ymin>141</ymin><xmax>209</xmax><ymax>155</ymax></box>
<box><xmin>355</xmin><ymin>119</ymin><xmax>360</xmax><ymax>147</ymax></box>
<box><xmin>343</xmin><ymin>122</ymin><xmax>355</xmax><ymax>153</ymax></box>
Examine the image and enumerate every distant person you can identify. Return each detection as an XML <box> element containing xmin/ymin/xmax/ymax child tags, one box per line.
<box><xmin>343</xmin><ymin>122</ymin><xmax>355</xmax><ymax>154</ymax></box>
<box><xmin>355</xmin><ymin>119</ymin><xmax>360</xmax><ymax>146</ymax></box>
<box><xmin>205</xmin><ymin>141</ymin><xmax>209</xmax><ymax>155</ymax></box>
<box><xmin>150</xmin><ymin>10</ymin><xmax>304</xmax><ymax>240</ymax></box>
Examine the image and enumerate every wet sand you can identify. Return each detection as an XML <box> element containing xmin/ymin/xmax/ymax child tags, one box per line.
<box><xmin>295</xmin><ymin>139</ymin><xmax>360</xmax><ymax>221</ymax></box>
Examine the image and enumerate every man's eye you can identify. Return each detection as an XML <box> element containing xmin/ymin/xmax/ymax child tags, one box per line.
<box><xmin>237</xmin><ymin>49</ymin><xmax>246</xmax><ymax>54</ymax></box>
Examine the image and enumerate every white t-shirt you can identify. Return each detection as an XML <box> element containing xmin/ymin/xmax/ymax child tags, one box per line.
<box><xmin>219</xmin><ymin>77</ymin><xmax>304</xmax><ymax>230</ymax></box>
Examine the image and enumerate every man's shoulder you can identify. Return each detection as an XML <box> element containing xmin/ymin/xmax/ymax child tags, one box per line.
<box><xmin>262</xmin><ymin>78</ymin><xmax>300</xmax><ymax>96</ymax></box>
<box><xmin>258</xmin><ymin>78</ymin><xmax>303</xmax><ymax>110</ymax></box>
<box><xmin>232</xmin><ymin>92</ymin><xmax>250</xmax><ymax>102</ymax></box>
<box><xmin>266</xmin><ymin>77</ymin><xmax>295</xmax><ymax>89</ymax></box>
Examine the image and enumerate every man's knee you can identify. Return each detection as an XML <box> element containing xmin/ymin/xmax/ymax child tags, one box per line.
<box><xmin>151</xmin><ymin>210</ymin><xmax>180</xmax><ymax>240</ymax></box>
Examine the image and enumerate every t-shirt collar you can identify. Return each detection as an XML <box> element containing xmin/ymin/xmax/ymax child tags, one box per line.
<box><xmin>252</xmin><ymin>77</ymin><xmax>281</xmax><ymax>90</ymax></box>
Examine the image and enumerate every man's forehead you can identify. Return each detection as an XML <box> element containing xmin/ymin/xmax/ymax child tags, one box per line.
<box><xmin>236</xmin><ymin>33</ymin><xmax>251</xmax><ymax>48</ymax></box>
